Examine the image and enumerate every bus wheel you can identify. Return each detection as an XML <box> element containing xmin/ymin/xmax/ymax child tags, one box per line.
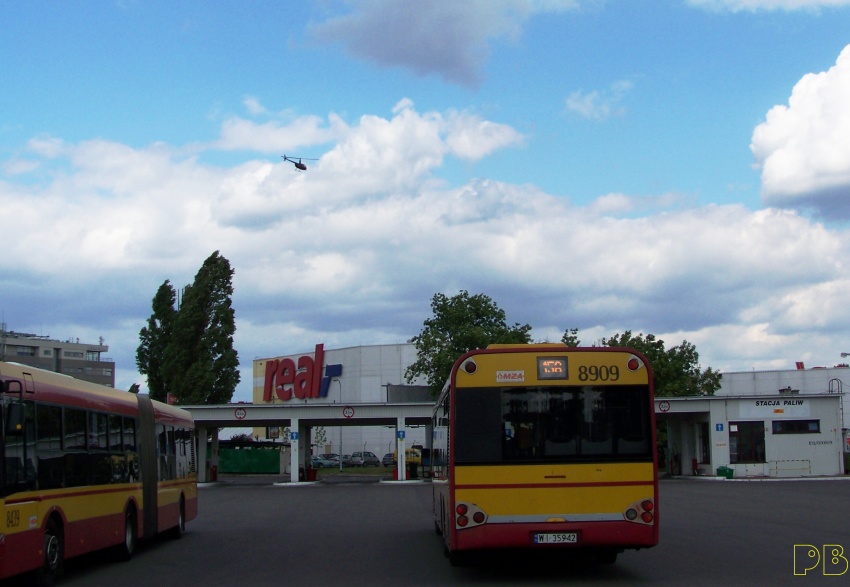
<box><xmin>112</xmin><ymin>508</ymin><xmax>137</xmax><ymax>562</ymax></box>
<box><xmin>170</xmin><ymin>497</ymin><xmax>186</xmax><ymax>539</ymax></box>
<box><xmin>35</xmin><ymin>519</ymin><xmax>63</xmax><ymax>587</ymax></box>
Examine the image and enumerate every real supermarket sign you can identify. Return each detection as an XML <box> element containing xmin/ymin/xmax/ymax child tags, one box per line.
<box><xmin>262</xmin><ymin>344</ymin><xmax>343</xmax><ymax>402</ymax></box>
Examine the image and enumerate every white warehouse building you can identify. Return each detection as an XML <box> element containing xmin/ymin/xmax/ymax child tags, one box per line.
<box><xmin>251</xmin><ymin>343</ymin><xmax>431</xmax><ymax>459</ymax></box>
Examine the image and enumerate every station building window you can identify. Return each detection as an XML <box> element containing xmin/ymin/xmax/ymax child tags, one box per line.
<box><xmin>730</xmin><ymin>421</ymin><xmax>765</xmax><ymax>464</ymax></box>
<box><xmin>772</xmin><ymin>420</ymin><xmax>820</xmax><ymax>434</ymax></box>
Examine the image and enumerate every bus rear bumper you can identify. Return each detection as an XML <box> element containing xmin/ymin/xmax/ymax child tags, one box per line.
<box><xmin>454</xmin><ymin>520</ymin><xmax>657</xmax><ymax>552</ymax></box>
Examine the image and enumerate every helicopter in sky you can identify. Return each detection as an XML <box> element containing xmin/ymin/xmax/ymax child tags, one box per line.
<box><xmin>282</xmin><ymin>154</ymin><xmax>317</xmax><ymax>171</ymax></box>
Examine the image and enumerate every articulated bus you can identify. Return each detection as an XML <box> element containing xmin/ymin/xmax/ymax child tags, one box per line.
<box><xmin>432</xmin><ymin>344</ymin><xmax>658</xmax><ymax>565</ymax></box>
<box><xmin>0</xmin><ymin>361</ymin><xmax>197</xmax><ymax>585</ymax></box>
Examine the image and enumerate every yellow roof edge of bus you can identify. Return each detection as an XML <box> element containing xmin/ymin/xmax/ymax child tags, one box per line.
<box><xmin>485</xmin><ymin>343</ymin><xmax>569</xmax><ymax>349</ymax></box>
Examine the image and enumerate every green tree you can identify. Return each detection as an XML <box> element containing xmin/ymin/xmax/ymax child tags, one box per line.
<box><xmin>160</xmin><ymin>251</ymin><xmax>241</xmax><ymax>404</ymax></box>
<box><xmin>405</xmin><ymin>290</ymin><xmax>532</xmax><ymax>395</ymax></box>
<box><xmin>561</xmin><ymin>327</ymin><xmax>581</xmax><ymax>347</ymax></box>
<box><xmin>136</xmin><ymin>280</ymin><xmax>177</xmax><ymax>402</ymax></box>
<box><xmin>601</xmin><ymin>330</ymin><xmax>720</xmax><ymax>397</ymax></box>
<box><xmin>228</xmin><ymin>432</ymin><xmax>254</xmax><ymax>443</ymax></box>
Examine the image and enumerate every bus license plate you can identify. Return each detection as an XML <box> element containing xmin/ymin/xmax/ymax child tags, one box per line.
<box><xmin>534</xmin><ymin>532</ymin><xmax>578</xmax><ymax>544</ymax></box>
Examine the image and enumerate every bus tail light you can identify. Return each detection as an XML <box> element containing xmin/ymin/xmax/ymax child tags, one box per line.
<box><xmin>627</xmin><ymin>355</ymin><xmax>644</xmax><ymax>371</ymax></box>
<box><xmin>461</xmin><ymin>359</ymin><xmax>477</xmax><ymax>374</ymax></box>
<box><xmin>455</xmin><ymin>502</ymin><xmax>487</xmax><ymax>529</ymax></box>
<box><xmin>624</xmin><ymin>498</ymin><xmax>655</xmax><ymax>525</ymax></box>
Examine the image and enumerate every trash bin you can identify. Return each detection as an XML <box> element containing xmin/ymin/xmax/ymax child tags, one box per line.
<box><xmin>716</xmin><ymin>466</ymin><xmax>734</xmax><ymax>479</ymax></box>
<box><xmin>210</xmin><ymin>465</ymin><xmax>218</xmax><ymax>482</ymax></box>
<box><xmin>305</xmin><ymin>467</ymin><xmax>318</xmax><ymax>481</ymax></box>
<box><xmin>407</xmin><ymin>462</ymin><xmax>418</xmax><ymax>479</ymax></box>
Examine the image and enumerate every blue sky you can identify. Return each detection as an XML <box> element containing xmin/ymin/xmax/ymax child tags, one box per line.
<box><xmin>3</xmin><ymin>0</ymin><xmax>850</xmax><ymax>402</ymax></box>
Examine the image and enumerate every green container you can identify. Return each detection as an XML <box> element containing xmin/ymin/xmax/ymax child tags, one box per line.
<box><xmin>219</xmin><ymin>447</ymin><xmax>281</xmax><ymax>474</ymax></box>
<box><xmin>716</xmin><ymin>466</ymin><xmax>734</xmax><ymax>479</ymax></box>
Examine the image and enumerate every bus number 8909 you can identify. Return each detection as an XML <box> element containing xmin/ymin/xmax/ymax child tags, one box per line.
<box><xmin>578</xmin><ymin>365</ymin><xmax>619</xmax><ymax>382</ymax></box>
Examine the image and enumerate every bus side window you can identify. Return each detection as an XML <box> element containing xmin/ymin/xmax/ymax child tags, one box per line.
<box><xmin>108</xmin><ymin>414</ymin><xmax>123</xmax><ymax>452</ymax></box>
<box><xmin>123</xmin><ymin>417</ymin><xmax>137</xmax><ymax>452</ymax></box>
<box><xmin>36</xmin><ymin>404</ymin><xmax>64</xmax><ymax>490</ymax></box>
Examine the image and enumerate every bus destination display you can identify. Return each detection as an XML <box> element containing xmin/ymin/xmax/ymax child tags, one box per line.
<box><xmin>537</xmin><ymin>357</ymin><xmax>568</xmax><ymax>380</ymax></box>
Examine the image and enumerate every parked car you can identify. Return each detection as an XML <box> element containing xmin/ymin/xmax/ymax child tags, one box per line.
<box><xmin>382</xmin><ymin>453</ymin><xmax>395</xmax><ymax>467</ymax></box>
<box><xmin>311</xmin><ymin>456</ymin><xmax>336</xmax><ymax>468</ymax></box>
<box><xmin>350</xmin><ymin>451</ymin><xmax>380</xmax><ymax>467</ymax></box>
<box><xmin>339</xmin><ymin>454</ymin><xmax>352</xmax><ymax>467</ymax></box>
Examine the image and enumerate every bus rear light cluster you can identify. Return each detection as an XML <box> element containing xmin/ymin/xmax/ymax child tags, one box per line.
<box><xmin>624</xmin><ymin>498</ymin><xmax>655</xmax><ymax>525</ymax></box>
<box><xmin>455</xmin><ymin>502</ymin><xmax>487</xmax><ymax>529</ymax></box>
<box><xmin>461</xmin><ymin>359</ymin><xmax>477</xmax><ymax>374</ymax></box>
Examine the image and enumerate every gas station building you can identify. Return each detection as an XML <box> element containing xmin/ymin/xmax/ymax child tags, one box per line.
<box><xmin>659</xmin><ymin>366</ymin><xmax>849</xmax><ymax>478</ymax></box>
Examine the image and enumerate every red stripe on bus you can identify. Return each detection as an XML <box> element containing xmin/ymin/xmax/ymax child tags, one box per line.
<box><xmin>455</xmin><ymin>480</ymin><xmax>655</xmax><ymax>490</ymax></box>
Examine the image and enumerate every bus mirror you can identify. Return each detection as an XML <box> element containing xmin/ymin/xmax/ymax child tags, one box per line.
<box><xmin>5</xmin><ymin>403</ymin><xmax>24</xmax><ymax>436</ymax></box>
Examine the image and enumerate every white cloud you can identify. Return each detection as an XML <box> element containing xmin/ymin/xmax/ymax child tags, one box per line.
<box><xmin>214</xmin><ymin>114</ymin><xmax>339</xmax><ymax>152</ymax></box>
<box><xmin>751</xmin><ymin>44</ymin><xmax>850</xmax><ymax>215</ymax></box>
<box><xmin>688</xmin><ymin>0</ymin><xmax>850</xmax><ymax>11</ymax></box>
<box><xmin>444</xmin><ymin>111</ymin><xmax>524</xmax><ymax>160</ymax></box>
<box><xmin>1</xmin><ymin>157</ymin><xmax>39</xmax><ymax>175</ymax></box>
<box><xmin>242</xmin><ymin>95</ymin><xmax>268</xmax><ymax>116</ymax></box>
<box><xmin>565</xmin><ymin>80</ymin><xmax>633</xmax><ymax>120</ymax></box>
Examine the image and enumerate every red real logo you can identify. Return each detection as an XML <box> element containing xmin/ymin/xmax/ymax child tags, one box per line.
<box><xmin>263</xmin><ymin>344</ymin><xmax>326</xmax><ymax>402</ymax></box>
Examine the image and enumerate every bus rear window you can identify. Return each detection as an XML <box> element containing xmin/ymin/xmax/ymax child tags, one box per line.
<box><xmin>454</xmin><ymin>386</ymin><xmax>652</xmax><ymax>464</ymax></box>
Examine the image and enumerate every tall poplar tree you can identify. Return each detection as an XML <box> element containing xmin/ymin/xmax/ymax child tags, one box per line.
<box><xmin>137</xmin><ymin>252</ymin><xmax>240</xmax><ymax>405</ymax></box>
<box><xmin>162</xmin><ymin>251</ymin><xmax>240</xmax><ymax>405</ymax></box>
<box><xmin>136</xmin><ymin>280</ymin><xmax>177</xmax><ymax>402</ymax></box>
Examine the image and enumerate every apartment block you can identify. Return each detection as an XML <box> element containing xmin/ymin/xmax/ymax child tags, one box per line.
<box><xmin>0</xmin><ymin>327</ymin><xmax>115</xmax><ymax>387</ymax></box>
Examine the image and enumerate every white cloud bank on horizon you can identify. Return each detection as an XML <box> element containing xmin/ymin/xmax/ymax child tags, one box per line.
<box><xmin>3</xmin><ymin>89</ymin><xmax>850</xmax><ymax>400</ymax></box>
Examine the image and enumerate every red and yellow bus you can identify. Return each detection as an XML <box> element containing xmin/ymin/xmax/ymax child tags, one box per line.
<box><xmin>0</xmin><ymin>361</ymin><xmax>197</xmax><ymax>585</ymax></box>
<box><xmin>432</xmin><ymin>344</ymin><xmax>658</xmax><ymax>565</ymax></box>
